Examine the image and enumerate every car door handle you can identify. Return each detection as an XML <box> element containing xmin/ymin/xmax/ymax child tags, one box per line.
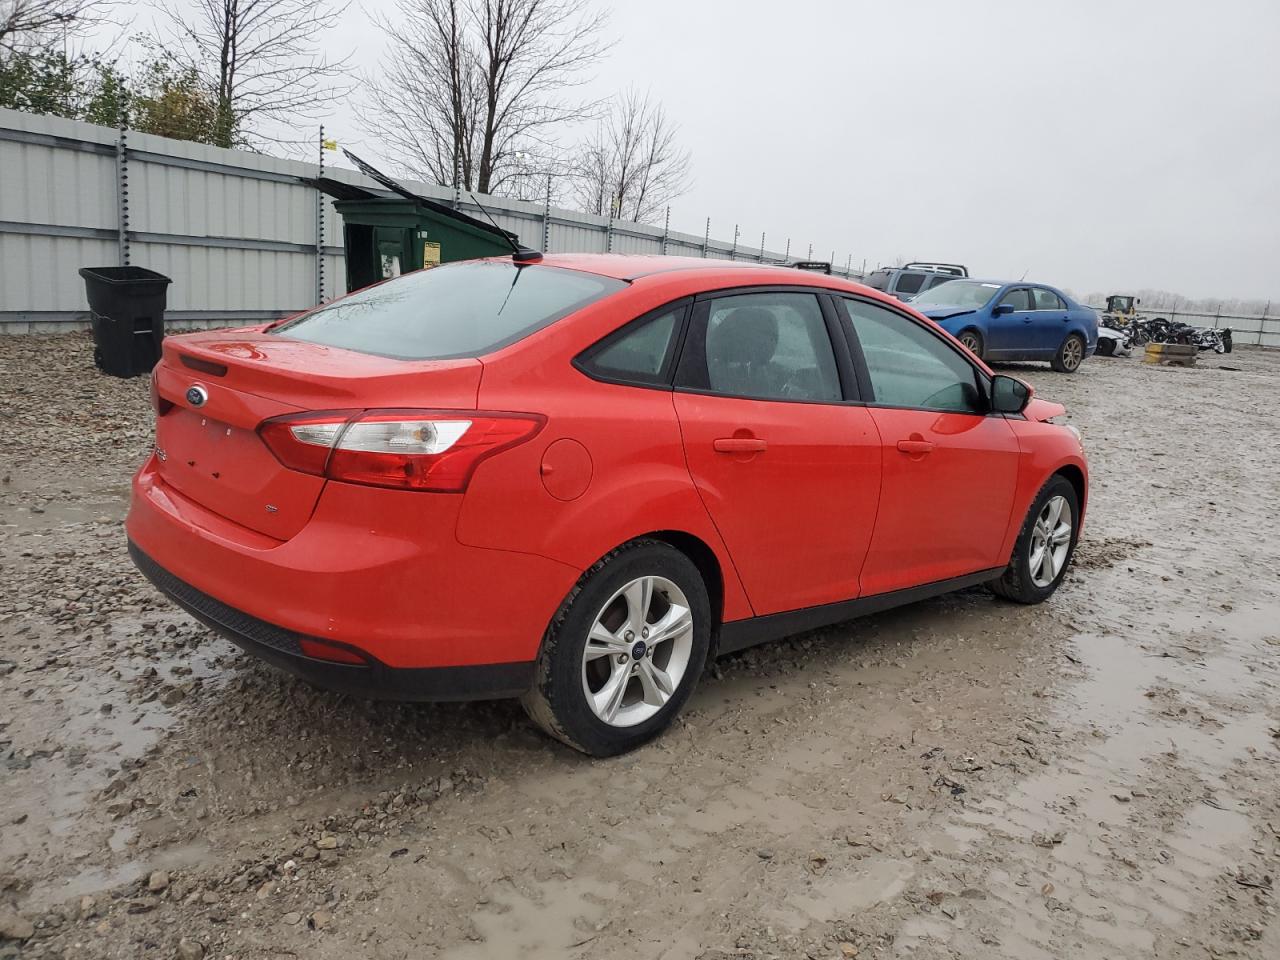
<box><xmin>713</xmin><ymin>437</ymin><xmax>767</xmax><ymax>453</ymax></box>
<box><xmin>896</xmin><ymin>439</ymin><xmax>935</xmax><ymax>455</ymax></box>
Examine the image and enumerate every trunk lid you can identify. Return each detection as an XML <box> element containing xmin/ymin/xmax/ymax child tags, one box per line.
<box><xmin>152</xmin><ymin>330</ymin><xmax>482</xmax><ymax>539</ymax></box>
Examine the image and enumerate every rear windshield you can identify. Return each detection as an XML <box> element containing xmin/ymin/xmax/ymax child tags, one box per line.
<box><xmin>273</xmin><ymin>261</ymin><xmax>626</xmax><ymax>360</ymax></box>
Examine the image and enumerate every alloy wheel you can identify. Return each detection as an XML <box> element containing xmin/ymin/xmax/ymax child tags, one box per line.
<box><xmin>959</xmin><ymin>331</ymin><xmax>981</xmax><ymax>353</ymax></box>
<box><xmin>581</xmin><ymin>575</ymin><xmax>694</xmax><ymax>727</ymax></box>
<box><xmin>1029</xmin><ymin>495</ymin><xmax>1073</xmax><ymax>587</ymax></box>
<box><xmin>1061</xmin><ymin>337</ymin><xmax>1084</xmax><ymax>370</ymax></box>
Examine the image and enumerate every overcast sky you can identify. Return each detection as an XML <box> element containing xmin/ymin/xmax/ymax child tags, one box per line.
<box><xmin>126</xmin><ymin>0</ymin><xmax>1280</xmax><ymax>301</ymax></box>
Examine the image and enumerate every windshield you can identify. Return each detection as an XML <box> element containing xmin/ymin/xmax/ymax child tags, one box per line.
<box><xmin>909</xmin><ymin>280</ymin><xmax>1002</xmax><ymax>309</ymax></box>
<box><xmin>273</xmin><ymin>261</ymin><xmax>626</xmax><ymax>360</ymax></box>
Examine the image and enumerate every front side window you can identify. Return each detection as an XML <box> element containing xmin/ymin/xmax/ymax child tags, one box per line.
<box><xmin>998</xmin><ymin>288</ymin><xmax>1033</xmax><ymax>312</ymax></box>
<box><xmin>677</xmin><ymin>292</ymin><xmax>841</xmax><ymax>403</ymax></box>
<box><xmin>894</xmin><ymin>272</ymin><xmax>926</xmax><ymax>296</ymax></box>
<box><xmin>578</xmin><ymin>304</ymin><xmax>683</xmax><ymax>384</ymax></box>
<box><xmin>1033</xmin><ymin>287</ymin><xmax>1065</xmax><ymax>310</ymax></box>
<box><xmin>842</xmin><ymin>298</ymin><xmax>983</xmax><ymax>414</ymax></box>
<box><xmin>273</xmin><ymin>261</ymin><xmax>626</xmax><ymax>360</ymax></box>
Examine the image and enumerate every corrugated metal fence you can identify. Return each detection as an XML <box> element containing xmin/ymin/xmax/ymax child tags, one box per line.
<box><xmin>0</xmin><ymin>108</ymin><xmax>859</xmax><ymax>334</ymax></box>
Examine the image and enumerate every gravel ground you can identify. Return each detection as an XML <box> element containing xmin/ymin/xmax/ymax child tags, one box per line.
<box><xmin>1</xmin><ymin>333</ymin><xmax>1278</xmax><ymax>960</ymax></box>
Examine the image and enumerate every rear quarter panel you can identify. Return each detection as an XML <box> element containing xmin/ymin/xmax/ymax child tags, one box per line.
<box><xmin>454</xmin><ymin>281</ymin><xmax>756</xmax><ymax>624</ymax></box>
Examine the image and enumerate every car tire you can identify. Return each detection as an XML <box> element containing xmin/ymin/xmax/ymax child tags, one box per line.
<box><xmin>957</xmin><ymin>329</ymin><xmax>984</xmax><ymax>359</ymax></box>
<box><xmin>521</xmin><ymin>539</ymin><xmax>712</xmax><ymax>757</ymax></box>
<box><xmin>989</xmin><ymin>475</ymin><xmax>1079</xmax><ymax>604</ymax></box>
<box><xmin>1051</xmin><ymin>334</ymin><xmax>1086</xmax><ymax>373</ymax></box>
<box><xmin>1095</xmin><ymin>337</ymin><xmax>1115</xmax><ymax>357</ymax></box>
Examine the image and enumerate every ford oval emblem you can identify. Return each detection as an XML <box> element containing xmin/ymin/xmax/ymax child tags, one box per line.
<box><xmin>186</xmin><ymin>385</ymin><xmax>208</xmax><ymax>407</ymax></box>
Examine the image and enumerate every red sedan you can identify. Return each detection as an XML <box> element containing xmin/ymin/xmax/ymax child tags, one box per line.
<box><xmin>127</xmin><ymin>254</ymin><xmax>1087</xmax><ymax>756</ymax></box>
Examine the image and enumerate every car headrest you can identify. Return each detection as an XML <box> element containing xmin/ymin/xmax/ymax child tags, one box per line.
<box><xmin>708</xmin><ymin>307</ymin><xmax>779</xmax><ymax>366</ymax></box>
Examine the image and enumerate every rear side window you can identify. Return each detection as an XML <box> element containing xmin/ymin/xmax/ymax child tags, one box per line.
<box><xmin>577</xmin><ymin>303</ymin><xmax>685</xmax><ymax>385</ymax></box>
<box><xmin>273</xmin><ymin>261</ymin><xmax>626</xmax><ymax>360</ymax></box>
<box><xmin>926</xmin><ymin>274</ymin><xmax>954</xmax><ymax>290</ymax></box>
<box><xmin>893</xmin><ymin>272</ymin><xmax>926</xmax><ymax>296</ymax></box>
<box><xmin>1033</xmin><ymin>288</ymin><xmax>1065</xmax><ymax>310</ymax></box>
<box><xmin>864</xmin><ymin>270</ymin><xmax>891</xmax><ymax>290</ymax></box>
<box><xmin>677</xmin><ymin>292</ymin><xmax>841</xmax><ymax>403</ymax></box>
<box><xmin>841</xmin><ymin>298</ymin><xmax>983</xmax><ymax>414</ymax></box>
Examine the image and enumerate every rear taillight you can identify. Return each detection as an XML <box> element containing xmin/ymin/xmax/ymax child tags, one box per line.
<box><xmin>258</xmin><ymin>409</ymin><xmax>544</xmax><ymax>492</ymax></box>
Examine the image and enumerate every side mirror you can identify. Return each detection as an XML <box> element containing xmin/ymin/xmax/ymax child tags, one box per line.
<box><xmin>990</xmin><ymin>374</ymin><xmax>1031</xmax><ymax>414</ymax></box>
<box><xmin>993</xmin><ymin>302</ymin><xmax>1016</xmax><ymax>316</ymax></box>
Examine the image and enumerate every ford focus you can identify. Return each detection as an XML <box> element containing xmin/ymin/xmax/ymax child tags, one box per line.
<box><xmin>127</xmin><ymin>254</ymin><xmax>1088</xmax><ymax>756</ymax></box>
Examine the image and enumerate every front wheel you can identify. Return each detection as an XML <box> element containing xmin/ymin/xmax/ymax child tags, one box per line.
<box><xmin>1095</xmin><ymin>337</ymin><xmax>1116</xmax><ymax>357</ymax></box>
<box><xmin>1051</xmin><ymin>334</ymin><xmax>1086</xmax><ymax>373</ymax></box>
<box><xmin>521</xmin><ymin>540</ymin><xmax>711</xmax><ymax>757</ymax></box>
<box><xmin>990</xmin><ymin>475</ymin><xmax>1079</xmax><ymax>604</ymax></box>
<box><xmin>957</xmin><ymin>329</ymin><xmax>984</xmax><ymax>359</ymax></box>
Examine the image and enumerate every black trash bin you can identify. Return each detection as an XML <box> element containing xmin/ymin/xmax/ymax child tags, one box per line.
<box><xmin>78</xmin><ymin>266</ymin><xmax>172</xmax><ymax>377</ymax></box>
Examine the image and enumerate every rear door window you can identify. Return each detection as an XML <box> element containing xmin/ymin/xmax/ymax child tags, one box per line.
<box><xmin>273</xmin><ymin>261</ymin><xmax>626</xmax><ymax>360</ymax></box>
<box><xmin>1032</xmin><ymin>287</ymin><xmax>1065</xmax><ymax>310</ymax></box>
<box><xmin>676</xmin><ymin>292</ymin><xmax>842</xmax><ymax>403</ymax></box>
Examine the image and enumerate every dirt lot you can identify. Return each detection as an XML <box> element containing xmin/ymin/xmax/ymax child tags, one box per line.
<box><xmin>1</xmin><ymin>334</ymin><xmax>1277</xmax><ymax>960</ymax></box>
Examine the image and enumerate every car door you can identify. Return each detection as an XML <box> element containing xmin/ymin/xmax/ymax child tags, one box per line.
<box><xmin>988</xmin><ymin>286</ymin><xmax>1035</xmax><ymax>356</ymax></box>
<box><xmin>837</xmin><ymin>296</ymin><xmax>1020</xmax><ymax>596</ymax></box>
<box><xmin>1030</xmin><ymin>286</ymin><xmax>1069</xmax><ymax>354</ymax></box>
<box><xmin>673</xmin><ymin>289</ymin><xmax>882</xmax><ymax>616</ymax></box>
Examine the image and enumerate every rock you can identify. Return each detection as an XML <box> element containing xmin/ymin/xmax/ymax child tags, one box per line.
<box><xmin>79</xmin><ymin>895</ymin><xmax>97</xmax><ymax>919</ymax></box>
<box><xmin>160</xmin><ymin>686</ymin><xmax>185</xmax><ymax>706</ymax></box>
<box><xmin>176</xmin><ymin>938</ymin><xmax>204</xmax><ymax>959</ymax></box>
<box><xmin>316</xmin><ymin>835</ymin><xmax>340</xmax><ymax>850</ymax></box>
<box><xmin>0</xmin><ymin>910</ymin><xmax>35</xmax><ymax>941</ymax></box>
<box><xmin>148</xmin><ymin>870</ymin><xmax>170</xmax><ymax>893</ymax></box>
<box><xmin>756</xmin><ymin>849</ymin><xmax>774</xmax><ymax>860</ymax></box>
<box><xmin>839</xmin><ymin>944</ymin><xmax>859</xmax><ymax>958</ymax></box>
<box><xmin>282</xmin><ymin>911</ymin><xmax>302</xmax><ymax>925</ymax></box>
<box><xmin>300</xmin><ymin>845</ymin><xmax>319</xmax><ymax>861</ymax></box>
<box><xmin>310</xmin><ymin>909</ymin><xmax>333</xmax><ymax>930</ymax></box>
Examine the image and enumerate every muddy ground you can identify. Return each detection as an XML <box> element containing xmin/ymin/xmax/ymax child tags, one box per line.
<box><xmin>1</xmin><ymin>334</ymin><xmax>1277</xmax><ymax>960</ymax></box>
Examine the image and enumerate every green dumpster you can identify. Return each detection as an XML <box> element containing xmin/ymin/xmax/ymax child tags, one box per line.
<box><xmin>307</xmin><ymin>150</ymin><xmax>522</xmax><ymax>294</ymax></box>
<box><xmin>333</xmin><ymin>196</ymin><xmax>517</xmax><ymax>292</ymax></box>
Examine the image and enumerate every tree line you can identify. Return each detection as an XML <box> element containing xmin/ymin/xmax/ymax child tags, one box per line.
<box><xmin>0</xmin><ymin>0</ymin><xmax>691</xmax><ymax>224</ymax></box>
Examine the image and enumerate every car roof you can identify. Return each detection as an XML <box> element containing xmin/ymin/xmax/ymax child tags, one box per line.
<box><xmin>528</xmin><ymin>253</ymin><xmax>813</xmax><ymax>281</ymax></box>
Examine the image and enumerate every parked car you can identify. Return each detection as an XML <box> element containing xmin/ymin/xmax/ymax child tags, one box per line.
<box><xmin>862</xmin><ymin>262</ymin><xmax>967</xmax><ymax>301</ymax></box>
<box><xmin>907</xmin><ymin>279</ymin><xmax>1098</xmax><ymax>372</ymax></box>
<box><xmin>127</xmin><ymin>255</ymin><xmax>1088</xmax><ymax>756</ymax></box>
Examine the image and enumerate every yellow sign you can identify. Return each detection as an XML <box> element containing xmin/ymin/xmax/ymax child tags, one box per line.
<box><xmin>322</xmin><ymin>139</ymin><xmax>337</xmax><ymax>151</ymax></box>
<box><xmin>423</xmin><ymin>241</ymin><xmax>442</xmax><ymax>268</ymax></box>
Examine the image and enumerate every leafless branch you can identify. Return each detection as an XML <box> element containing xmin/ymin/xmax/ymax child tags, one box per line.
<box><xmin>0</xmin><ymin>0</ymin><xmax>111</xmax><ymax>58</ymax></box>
<box><xmin>571</xmin><ymin>88</ymin><xmax>691</xmax><ymax>224</ymax></box>
<box><xmin>365</xmin><ymin>0</ymin><xmax>610</xmax><ymax>193</ymax></box>
<box><xmin>154</xmin><ymin>0</ymin><xmax>353</xmax><ymax>149</ymax></box>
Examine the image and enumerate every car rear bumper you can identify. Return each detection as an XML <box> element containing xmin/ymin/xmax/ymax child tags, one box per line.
<box><xmin>129</xmin><ymin>541</ymin><xmax>534</xmax><ymax>700</ymax></box>
<box><xmin>125</xmin><ymin>453</ymin><xmax>578</xmax><ymax>675</ymax></box>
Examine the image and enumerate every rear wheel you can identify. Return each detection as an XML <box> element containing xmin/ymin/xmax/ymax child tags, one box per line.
<box><xmin>1096</xmin><ymin>337</ymin><xmax>1116</xmax><ymax>357</ymax></box>
<box><xmin>990</xmin><ymin>475</ymin><xmax>1079</xmax><ymax>604</ymax></box>
<box><xmin>1051</xmin><ymin>334</ymin><xmax>1085</xmax><ymax>373</ymax></box>
<box><xmin>957</xmin><ymin>329</ymin><xmax>984</xmax><ymax>358</ymax></box>
<box><xmin>521</xmin><ymin>540</ymin><xmax>711</xmax><ymax>757</ymax></box>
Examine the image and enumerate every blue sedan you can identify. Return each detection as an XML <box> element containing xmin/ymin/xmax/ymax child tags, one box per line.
<box><xmin>907</xmin><ymin>279</ymin><xmax>1098</xmax><ymax>372</ymax></box>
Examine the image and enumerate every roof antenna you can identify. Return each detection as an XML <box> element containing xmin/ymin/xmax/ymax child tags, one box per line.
<box><xmin>468</xmin><ymin>192</ymin><xmax>543</xmax><ymax>265</ymax></box>
<box><xmin>1019</xmin><ymin>267</ymin><xmax>1029</xmax><ymax>281</ymax></box>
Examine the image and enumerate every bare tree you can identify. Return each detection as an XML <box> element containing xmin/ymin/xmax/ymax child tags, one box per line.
<box><xmin>156</xmin><ymin>0</ymin><xmax>351</xmax><ymax>149</ymax></box>
<box><xmin>571</xmin><ymin>89</ymin><xmax>690</xmax><ymax>224</ymax></box>
<box><xmin>1</xmin><ymin>0</ymin><xmax>109</xmax><ymax>58</ymax></box>
<box><xmin>366</xmin><ymin>0</ymin><xmax>610</xmax><ymax>194</ymax></box>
